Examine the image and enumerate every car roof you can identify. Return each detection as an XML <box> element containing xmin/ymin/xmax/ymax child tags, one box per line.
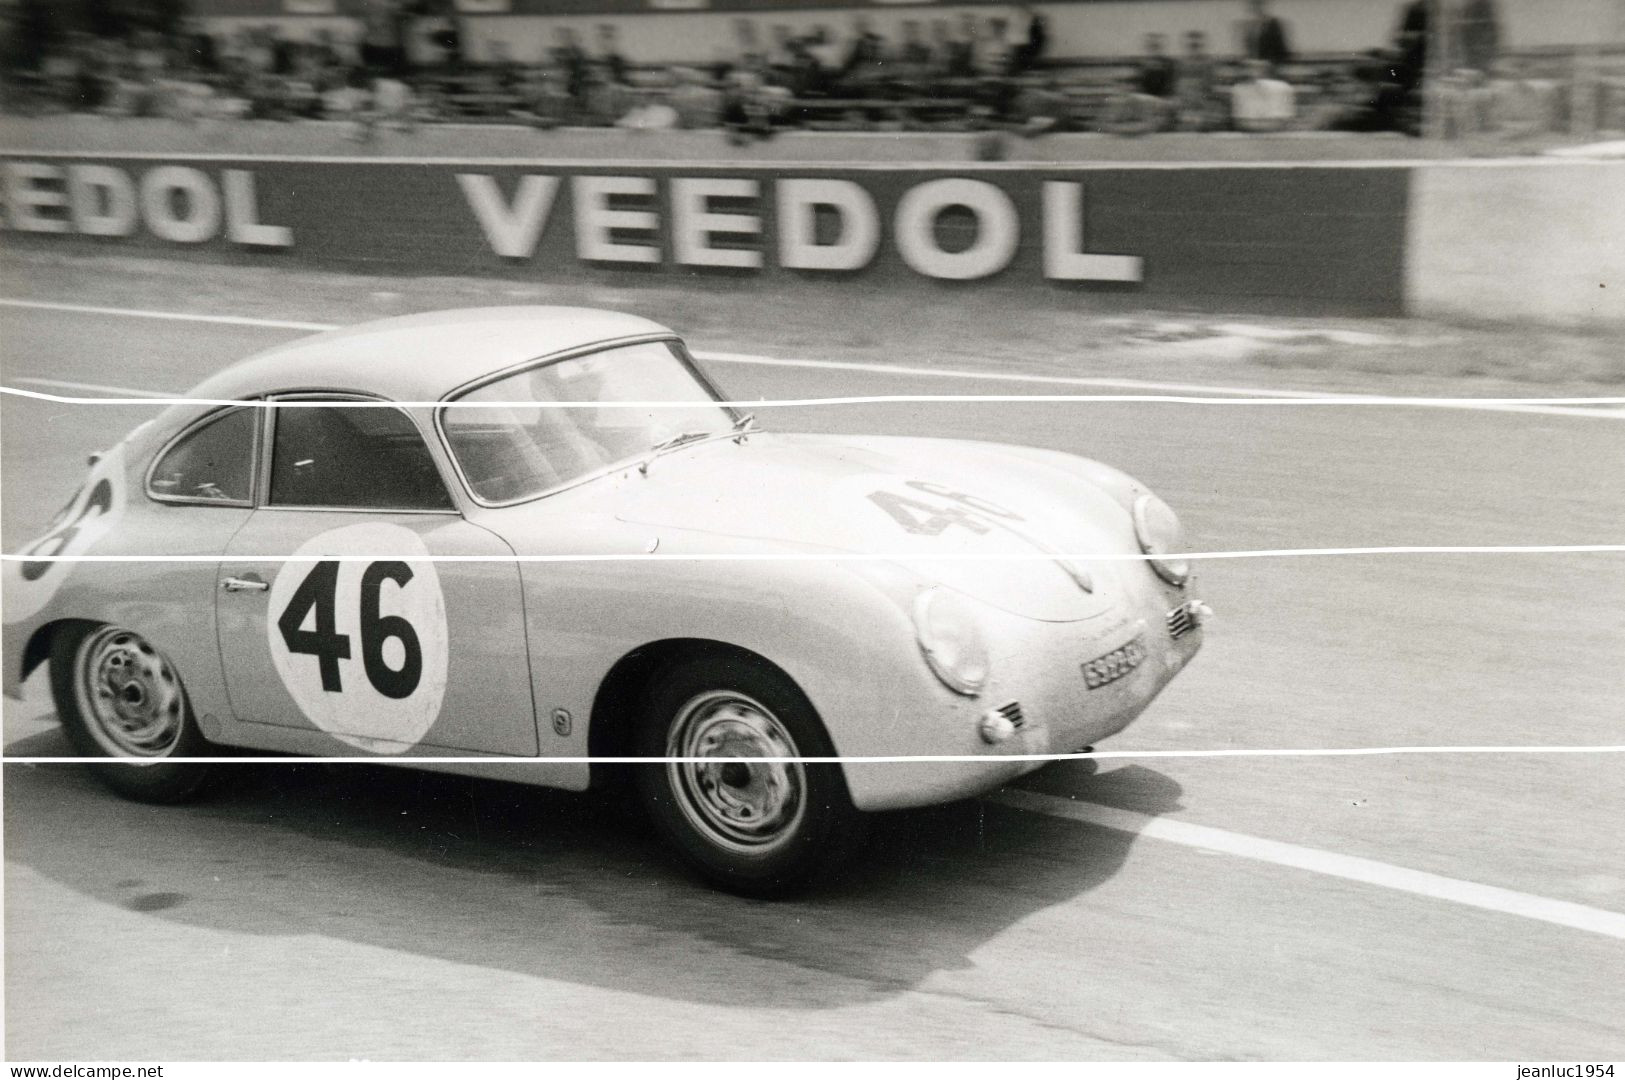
<box><xmin>189</xmin><ymin>306</ymin><xmax>676</xmax><ymax>403</ymax></box>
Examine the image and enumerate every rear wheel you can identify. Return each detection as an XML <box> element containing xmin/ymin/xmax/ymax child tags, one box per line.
<box><xmin>633</xmin><ymin>655</ymin><xmax>866</xmax><ymax>897</ymax></box>
<box><xmin>50</xmin><ymin>622</ymin><xmax>217</xmax><ymax>804</ymax></box>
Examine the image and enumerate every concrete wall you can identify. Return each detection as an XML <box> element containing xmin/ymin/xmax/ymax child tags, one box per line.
<box><xmin>1408</xmin><ymin>160</ymin><xmax>1625</xmax><ymax>325</ymax></box>
<box><xmin>0</xmin><ymin>115</ymin><xmax>1518</xmax><ymax>162</ymax></box>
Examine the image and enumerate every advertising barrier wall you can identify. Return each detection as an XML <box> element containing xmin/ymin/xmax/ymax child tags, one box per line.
<box><xmin>0</xmin><ymin>154</ymin><xmax>1411</xmax><ymax>316</ymax></box>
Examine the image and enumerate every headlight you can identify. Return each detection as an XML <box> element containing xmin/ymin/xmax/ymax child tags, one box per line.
<box><xmin>912</xmin><ymin>587</ymin><xmax>990</xmax><ymax>697</ymax></box>
<box><xmin>1132</xmin><ymin>493</ymin><xmax>1191</xmax><ymax>586</ymax></box>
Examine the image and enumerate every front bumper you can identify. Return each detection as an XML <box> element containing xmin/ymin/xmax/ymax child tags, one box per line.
<box><xmin>841</xmin><ymin>578</ymin><xmax>1206</xmax><ymax>812</ymax></box>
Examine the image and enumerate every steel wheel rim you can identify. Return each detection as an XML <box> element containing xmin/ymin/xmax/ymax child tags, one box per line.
<box><xmin>666</xmin><ymin>690</ymin><xmax>807</xmax><ymax>855</ymax></box>
<box><xmin>74</xmin><ymin>626</ymin><xmax>186</xmax><ymax>758</ymax></box>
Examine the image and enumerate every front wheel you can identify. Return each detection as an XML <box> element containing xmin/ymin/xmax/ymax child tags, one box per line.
<box><xmin>50</xmin><ymin>622</ymin><xmax>218</xmax><ymax>804</ymax></box>
<box><xmin>634</xmin><ymin>655</ymin><xmax>867</xmax><ymax>897</ymax></box>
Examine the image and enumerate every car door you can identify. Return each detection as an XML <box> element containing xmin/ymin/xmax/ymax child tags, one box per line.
<box><xmin>216</xmin><ymin>395</ymin><xmax>538</xmax><ymax>756</ymax></box>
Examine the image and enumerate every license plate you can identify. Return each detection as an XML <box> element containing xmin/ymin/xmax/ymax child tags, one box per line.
<box><xmin>1082</xmin><ymin>635</ymin><xmax>1146</xmax><ymax>690</ymax></box>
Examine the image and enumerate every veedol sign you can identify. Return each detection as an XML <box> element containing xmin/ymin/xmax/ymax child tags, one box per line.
<box><xmin>2</xmin><ymin>162</ymin><xmax>291</xmax><ymax>246</ymax></box>
<box><xmin>1</xmin><ymin>161</ymin><xmax>1139</xmax><ymax>282</ymax></box>
<box><xmin>0</xmin><ymin>156</ymin><xmax>1409</xmax><ymax>311</ymax></box>
<box><xmin>455</xmin><ymin>173</ymin><xmax>1142</xmax><ymax>282</ymax></box>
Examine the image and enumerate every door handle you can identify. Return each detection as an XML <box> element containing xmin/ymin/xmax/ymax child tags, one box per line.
<box><xmin>220</xmin><ymin>576</ymin><xmax>270</xmax><ymax>593</ymax></box>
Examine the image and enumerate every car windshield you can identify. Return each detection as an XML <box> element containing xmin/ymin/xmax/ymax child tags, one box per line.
<box><xmin>440</xmin><ymin>339</ymin><xmax>735</xmax><ymax>504</ymax></box>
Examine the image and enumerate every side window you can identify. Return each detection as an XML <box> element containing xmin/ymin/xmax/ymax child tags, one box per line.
<box><xmin>148</xmin><ymin>407</ymin><xmax>257</xmax><ymax>505</ymax></box>
<box><xmin>269</xmin><ymin>402</ymin><xmax>454</xmax><ymax>511</ymax></box>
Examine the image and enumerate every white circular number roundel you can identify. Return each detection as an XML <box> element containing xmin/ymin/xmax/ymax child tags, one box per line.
<box><xmin>6</xmin><ymin>447</ymin><xmax>127</xmax><ymax>625</ymax></box>
<box><xmin>266</xmin><ymin>523</ymin><xmax>450</xmax><ymax>753</ymax></box>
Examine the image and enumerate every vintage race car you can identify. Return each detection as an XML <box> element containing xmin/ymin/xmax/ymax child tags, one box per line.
<box><xmin>4</xmin><ymin>307</ymin><xmax>1207</xmax><ymax>895</ymax></box>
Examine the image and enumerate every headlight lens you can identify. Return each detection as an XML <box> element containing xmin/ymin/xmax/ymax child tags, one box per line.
<box><xmin>912</xmin><ymin>587</ymin><xmax>990</xmax><ymax>697</ymax></box>
<box><xmin>1132</xmin><ymin>493</ymin><xmax>1191</xmax><ymax>586</ymax></box>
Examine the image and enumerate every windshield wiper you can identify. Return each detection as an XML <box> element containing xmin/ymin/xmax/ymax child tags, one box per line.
<box><xmin>638</xmin><ymin>430</ymin><xmax>711</xmax><ymax>476</ymax></box>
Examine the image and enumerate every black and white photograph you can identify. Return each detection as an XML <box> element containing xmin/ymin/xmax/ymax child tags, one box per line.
<box><xmin>0</xmin><ymin>0</ymin><xmax>1621</xmax><ymax>1066</ymax></box>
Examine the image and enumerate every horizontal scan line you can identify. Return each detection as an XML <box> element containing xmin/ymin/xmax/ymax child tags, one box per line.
<box><xmin>5</xmin><ymin>384</ymin><xmax>1625</xmax><ymax>415</ymax></box>
<box><xmin>5</xmin><ymin>546</ymin><xmax>1622</xmax><ymax>564</ymax></box>
<box><xmin>1</xmin><ymin>299</ymin><xmax>1620</xmax><ymax>419</ymax></box>
<box><xmin>7</xmin><ymin>747</ymin><xmax>1623</xmax><ymax>765</ymax></box>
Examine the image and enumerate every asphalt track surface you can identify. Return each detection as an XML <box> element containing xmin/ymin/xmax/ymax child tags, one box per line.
<box><xmin>2</xmin><ymin>294</ymin><xmax>1623</xmax><ymax>1061</ymax></box>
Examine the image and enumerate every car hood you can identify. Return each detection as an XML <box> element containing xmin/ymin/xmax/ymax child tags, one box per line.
<box><xmin>608</xmin><ymin>432</ymin><xmax>1138</xmax><ymax>622</ymax></box>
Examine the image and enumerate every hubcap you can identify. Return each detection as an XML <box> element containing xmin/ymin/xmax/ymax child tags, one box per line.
<box><xmin>74</xmin><ymin>626</ymin><xmax>186</xmax><ymax>757</ymax></box>
<box><xmin>666</xmin><ymin>690</ymin><xmax>806</xmax><ymax>855</ymax></box>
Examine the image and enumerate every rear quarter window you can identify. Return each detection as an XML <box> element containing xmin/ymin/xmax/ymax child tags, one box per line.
<box><xmin>147</xmin><ymin>407</ymin><xmax>257</xmax><ymax>505</ymax></box>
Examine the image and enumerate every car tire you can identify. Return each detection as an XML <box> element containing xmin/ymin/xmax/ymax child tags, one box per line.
<box><xmin>633</xmin><ymin>654</ymin><xmax>867</xmax><ymax>898</ymax></box>
<box><xmin>50</xmin><ymin>622</ymin><xmax>218</xmax><ymax>804</ymax></box>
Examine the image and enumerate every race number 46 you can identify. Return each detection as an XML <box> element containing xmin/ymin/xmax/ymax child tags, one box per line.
<box><xmin>277</xmin><ymin>560</ymin><xmax>423</xmax><ymax>700</ymax></box>
<box><xmin>866</xmin><ymin>480</ymin><xmax>1024</xmax><ymax>537</ymax></box>
<box><xmin>264</xmin><ymin>523</ymin><xmax>449</xmax><ymax>751</ymax></box>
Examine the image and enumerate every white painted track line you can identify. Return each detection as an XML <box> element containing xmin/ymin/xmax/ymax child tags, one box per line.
<box><xmin>0</xmin><ymin>297</ymin><xmax>336</xmax><ymax>332</ymax></box>
<box><xmin>3</xmin><ymin>297</ymin><xmax>1621</xmax><ymax>419</ymax></box>
<box><xmin>696</xmin><ymin>351</ymin><xmax>1625</xmax><ymax>419</ymax></box>
<box><xmin>991</xmin><ymin>788</ymin><xmax>1625</xmax><ymax>941</ymax></box>
<box><xmin>14</xmin><ymin>378</ymin><xmax>173</xmax><ymax>399</ymax></box>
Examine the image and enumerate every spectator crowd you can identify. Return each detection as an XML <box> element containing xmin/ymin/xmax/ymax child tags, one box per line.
<box><xmin>0</xmin><ymin>0</ymin><xmax>1594</xmax><ymax>142</ymax></box>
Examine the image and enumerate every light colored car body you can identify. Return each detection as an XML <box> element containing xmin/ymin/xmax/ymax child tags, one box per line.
<box><xmin>3</xmin><ymin>307</ymin><xmax>1205</xmax><ymax>811</ymax></box>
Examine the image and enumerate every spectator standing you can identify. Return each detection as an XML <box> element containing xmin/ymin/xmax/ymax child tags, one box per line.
<box><xmin>1100</xmin><ymin>33</ymin><xmax>1176</xmax><ymax>134</ymax></box>
<box><xmin>720</xmin><ymin>64</ymin><xmax>789</xmax><ymax>143</ymax></box>
<box><xmin>1230</xmin><ymin>56</ymin><xmax>1296</xmax><ymax>131</ymax></box>
<box><xmin>178</xmin><ymin>20</ymin><xmax>219</xmax><ymax>74</ymax></box>
<box><xmin>1011</xmin><ymin>71</ymin><xmax>1070</xmax><ymax>134</ymax></box>
<box><xmin>977</xmin><ymin>15</ymin><xmax>1022</xmax><ymax>117</ymax></box>
<box><xmin>840</xmin><ymin>16</ymin><xmax>887</xmax><ymax>93</ymax></box>
<box><xmin>668</xmin><ymin>65</ymin><xmax>722</xmax><ymax>128</ymax></box>
<box><xmin>766</xmin><ymin>24</ymin><xmax>796</xmax><ymax>70</ymax></box>
<box><xmin>1174</xmin><ymin>30</ymin><xmax>1220</xmax><ymax>130</ymax></box>
<box><xmin>721</xmin><ymin>16</ymin><xmax>763</xmax><ymax>79</ymax></box>
<box><xmin>40</xmin><ymin>39</ymin><xmax>84</xmax><ymax>111</ymax></box>
<box><xmin>242</xmin><ymin>27</ymin><xmax>275</xmax><ymax>79</ymax></box>
<box><xmin>596</xmin><ymin>23</ymin><xmax>629</xmax><ymax>87</ymax></box>
<box><xmin>360</xmin><ymin>3</ymin><xmax>406</xmax><ymax>75</ymax></box>
<box><xmin>893</xmin><ymin>20</ymin><xmax>934</xmax><ymax>96</ymax></box>
<box><xmin>946</xmin><ymin>14</ymin><xmax>980</xmax><ymax>78</ymax></box>
<box><xmin>551</xmin><ymin>25</ymin><xmax>590</xmax><ymax>117</ymax></box>
<box><xmin>270</xmin><ymin>29</ymin><xmax>296</xmax><ymax>75</ymax></box>
<box><xmin>1136</xmin><ymin>31</ymin><xmax>1176</xmax><ymax>99</ymax></box>
<box><xmin>977</xmin><ymin>16</ymin><xmax>1014</xmax><ymax>78</ymax></box>
<box><xmin>1390</xmin><ymin>0</ymin><xmax>1430</xmax><ymax>133</ymax></box>
<box><xmin>486</xmin><ymin>38</ymin><xmax>521</xmax><ymax>91</ymax></box>
<box><xmin>929</xmin><ymin>20</ymin><xmax>956</xmax><ymax>77</ymax></box>
<box><xmin>1457</xmin><ymin>0</ymin><xmax>1501</xmax><ymax>74</ymax></box>
<box><xmin>780</xmin><ymin>35</ymin><xmax>821</xmax><ymax>97</ymax></box>
<box><xmin>1395</xmin><ymin>0</ymin><xmax>1428</xmax><ymax>91</ymax></box>
<box><xmin>804</xmin><ymin>25</ymin><xmax>842</xmax><ymax>77</ymax></box>
<box><xmin>1241</xmin><ymin>0</ymin><xmax>1291</xmax><ymax>71</ymax></box>
<box><xmin>1010</xmin><ymin>3</ymin><xmax>1049</xmax><ymax>76</ymax></box>
<box><xmin>898</xmin><ymin>20</ymin><xmax>934</xmax><ymax>69</ymax></box>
